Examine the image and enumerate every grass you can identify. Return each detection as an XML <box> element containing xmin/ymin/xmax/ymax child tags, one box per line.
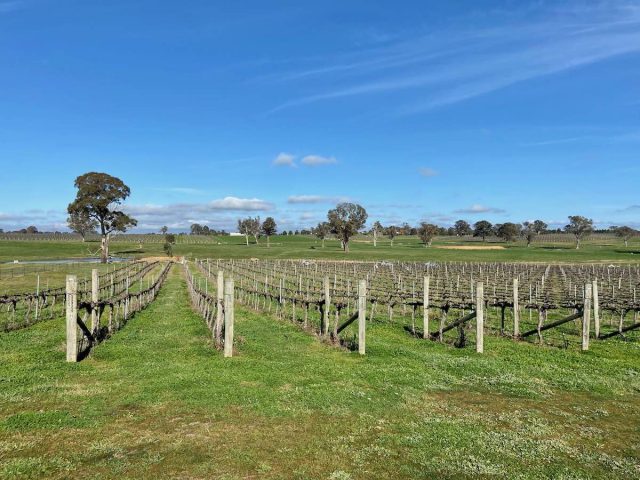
<box><xmin>1</xmin><ymin>265</ymin><xmax>639</xmax><ymax>479</ymax></box>
<box><xmin>2</xmin><ymin>235</ymin><xmax>640</xmax><ymax>264</ymax></box>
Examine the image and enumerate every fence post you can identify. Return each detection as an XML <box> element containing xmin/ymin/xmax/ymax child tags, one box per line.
<box><xmin>66</xmin><ymin>275</ymin><xmax>78</xmax><ymax>362</ymax></box>
<box><xmin>513</xmin><ymin>278</ymin><xmax>520</xmax><ymax>338</ymax></box>
<box><xmin>476</xmin><ymin>282</ymin><xmax>484</xmax><ymax>354</ymax></box>
<box><xmin>323</xmin><ymin>276</ymin><xmax>330</xmax><ymax>336</ymax></box>
<box><xmin>582</xmin><ymin>283</ymin><xmax>592</xmax><ymax>351</ymax></box>
<box><xmin>423</xmin><ymin>276</ymin><xmax>430</xmax><ymax>339</ymax></box>
<box><xmin>358</xmin><ymin>280</ymin><xmax>366</xmax><ymax>355</ymax></box>
<box><xmin>35</xmin><ymin>275</ymin><xmax>40</xmax><ymax>321</ymax></box>
<box><xmin>215</xmin><ymin>270</ymin><xmax>224</xmax><ymax>346</ymax></box>
<box><xmin>592</xmin><ymin>279</ymin><xmax>600</xmax><ymax>339</ymax></box>
<box><xmin>224</xmin><ymin>278</ymin><xmax>235</xmax><ymax>358</ymax></box>
<box><xmin>91</xmin><ymin>268</ymin><xmax>99</xmax><ymax>334</ymax></box>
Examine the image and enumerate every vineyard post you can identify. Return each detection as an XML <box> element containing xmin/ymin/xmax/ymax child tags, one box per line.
<box><xmin>582</xmin><ymin>283</ymin><xmax>592</xmax><ymax>351</ymax></box>
<box><xmin>358</xmin><ymin>279</ymin><xmax>366</xmax><ymax>355</ymax></box>
<box><xmin>66</xmin><ymin>275</ymin><xmax>78</xmax><ymax>362</ymax></box>
<box><xmin>423</xmin><ymin>276</ymin><xmax>430</xmax><ymax>339</ymax></box>
<box><xmin>592</xmin><ymin>279</ymin><xmax>600</xmax><ymax>338</ymax></box>
<box><xmin>35</xmin><ymin>274</ymin><xmax>40</xmax><ymax>321</ymax></box>
<box><xmin>224</xmin><ymin>278</ymin><xmax>234</xmax><ymax>358</ymax></box>
<box><xmin>476</xmin><ymin>282</ymin><xmax>484</xmax><ymax>354</ymax></box>
<box><xmin>323</xmin><ymin>276</ymin><xmax>330</xmax><ymax>336</ymax></box>
<box><xmin>91</xmin><ymin>268</ymin><xmax>99</xmax><ymax>334</ymax></box>
<box><xmin>513</xmin><ymin>278</ymin><xmax>520</xmax><ymax>337</ymax></box>
<box><xmin>215</xmin><ymin>270</ymin><xmax>224</xmax><ymax>347</ymax></box>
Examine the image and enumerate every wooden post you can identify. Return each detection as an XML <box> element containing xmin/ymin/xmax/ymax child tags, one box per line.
<box><xmin>91</xmin><ymin>268</ymin><xmax>99</xmax><ymax>334</ymax></box>
<box><xmin>358</xmin><ymin>280</ymin><xmax>366</xmax><ymax>355</ymax></box>
<box><xmin>323</xmin><ymin>276</ymin><xmax>330</xmax><ymax>336</ymax></box>
<box><xmin>35</xmin><ymin>275</ymin><xmax>40</xmax><ymax>321</ymax></box>
<box><xmin>66</xmin><ymin>275</ymin><xmax>78</xmax><ymax>362</ymax></box>
<box><xmin>476</xmin><ymin>282</ymin><xmax>484</xmax><ymax>353</ymax></box>
<box><xmin>215</xmin><ymin>270</ymin><xmax>224</xmax><ymax>346</ymax></box>
<box><xmin>582</xmin><ymin>283</ymin><xmax>592</xmax><ymax>351</ymax></box>
<box><xmin>224</xmin><ymin>278</ymin><xmax>235</xmax><ymax>358</ymax></box>
<box><xmin>423</xmin><ymin>276</ymin><xmax>430</xmax><ymax>339</ymax></box>
<box><xmin>592</xmin><ymin>279</ymin><xmax>600</xmax><ymax>339</ymax></box>
<box><xmin>513</xmin><ymin>278</ymin><xmax>520</xmax><ymax>338</ymax></box>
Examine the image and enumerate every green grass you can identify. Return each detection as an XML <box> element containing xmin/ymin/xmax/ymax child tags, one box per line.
<box><xmin>2</xmin><ymin>234</ymin><xmax>640</xmax><ymax>264</ymax></box>
<box><xmin>1</xmin><ymin>265</ymin><xmax>638</xmax><ymax>479</ymax></box>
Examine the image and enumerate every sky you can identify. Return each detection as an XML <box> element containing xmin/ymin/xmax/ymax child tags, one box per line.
<box><xmin>0</xmin><ymin>0</ymin><xmax>639</xmax><ymax>233</ymax></box>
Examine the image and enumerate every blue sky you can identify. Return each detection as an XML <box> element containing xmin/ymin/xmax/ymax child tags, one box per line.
<box><xmin>0</xmin><ymin>0</ymin><xmax>638</xmax><ymax>232</ymax></box>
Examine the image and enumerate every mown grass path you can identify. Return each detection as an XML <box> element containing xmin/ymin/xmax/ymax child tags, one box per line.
<box><xmin>1</xmin><ymin>265</ymin><xmax>639</xmax><ymax>479</ymax></box>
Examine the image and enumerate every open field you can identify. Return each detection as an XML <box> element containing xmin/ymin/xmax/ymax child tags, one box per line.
<box><xmin>2</xmin><ymin>234</ymin><xmax>640</xmax><ymax>264</ymax></box>
<box><xmin>1</xmin><ymin>239</ymin><xmax>639</xmax><ymax>479</ymax></box>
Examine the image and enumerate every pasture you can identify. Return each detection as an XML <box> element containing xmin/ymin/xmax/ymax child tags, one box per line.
<box><xmin>0</xmin><ymin>236</ymin><xmax>639</xmax><ymax>479</ymax></box>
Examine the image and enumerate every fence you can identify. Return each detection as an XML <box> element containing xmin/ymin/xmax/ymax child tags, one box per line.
<box><xmin>65</xmin><ymin>262</ymin><xmax>171</xmax><ymax>362</ymax></box>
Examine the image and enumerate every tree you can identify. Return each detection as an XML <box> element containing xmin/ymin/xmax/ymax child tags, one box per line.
<box><xmin>385</xmin><ymin>226</ymin><xmax>398</xmax><ymax>247</ymax></box>
<box><xmin>564</xmin><ymin>215</ymin><xmax>593</xmax><ymax>249</ymax></box>
<box><xmin>261</xmin><ymin>217</ymin><xmax>277</xmax><ymax>247</ymax></box>
<box><xmin>613</xmin><ymin>225</ymin><xmax>637</xmax><ymax>247</ymax></box>
<box><xmin>314</xmin><ymin>222</ymin><xmax>330</xmax><ymax>248</ymax></box>
<box><xmin>454</xmin><ymin>220</ymin><xmax>472</xmax><ymax>237</ymax></box>
<box><xmin>372</xmin><ymin>221</ymin><xmax>383</xmax><ymax>247</ymax></box>
<box><xmin>163</xmin><ymin>233</ymin><xmax>176</xmax><ymax>257</ymax></box>
<box><xmin>238</xmin><ymin>217</ymin><xmax>261</xmax><ymax>245</ymax></box>
<box><xmin>532</xmin><ymin>220</ymin><xmax>548</xmax><ymax>234</ymax></box>
<box><xmin>160</xmin><ymin>226</ymin><xmax>168</xmax><ymax>235</ymax></box>
<box><xmin>67</xmin><ymin>172</ymin><xmax>137</xmax><ymax>263</ymax></box>
<box><xmin>521</xmin><ymin>222</ymin><xmax>536</xmax><ymax>247</ymax></box>
<box><xmin>67</xmin><ymin>210</ymin><xmax>97</xmax><ymax>242</ymax></box>
<box><xmin>25</xmin><ymin>225</ymin><xmax>38</xmax><ymax>234</ymax></box>
<box><xmin>327</xmin><ymin>202</ymin><xmax>368</xmax><ymax>253</ymax></box>
<box><xmin>496</xmin><ymin>222</ymin><xmax>521</xmax><ymax>242</ymax></box>
<box><xmin>473</xmin><ymin>220</ymin><xmax>493</xmax><ymax>242</ymax></box>
<box><xmin>418</xmin><ymin>222</ymin><xmax>439</xmax><ymax>247</ymax></box>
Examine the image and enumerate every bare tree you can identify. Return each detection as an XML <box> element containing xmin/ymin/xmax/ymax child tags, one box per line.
<box><xmin>238</xmin><ymin>217</ymin><xmax>261</xmax><ymax>245</ymax></box>
<box><xmin>613</xmin><ymin>225</ymin><xmax>637</xmax><ymax>247</ymax></box>
<box><xmin>385</xmin><ymin>226</ymin><xmax>397</xmax><ymax>247</ymax></box>
<box><xmin>372</xmin><ymin>221</ymin><xmax>383</xmax><ymax>247</ymax></box>
<box><xmin>418</xmin><ymin>222</ymin><xmax>439</xmax><ymax>247</ymax></box>
<box><xmin>327</xmin><ymin>203</ymin><xmax>368</xmax><ymax>253</ymax></box>
<box><xmin>564</xmin><ymin>215</ymin><xmax>593</xmax><ymax>249</ymax></box>
<box><xmin>67</xmin><ymin>172</ymin><xmax>137</xmax><ymax>263</ymax></box>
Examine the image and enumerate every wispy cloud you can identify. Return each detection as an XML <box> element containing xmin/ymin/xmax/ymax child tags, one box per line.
<box><xmin>267</xmin><ymin>3</ymin><xmax>640</xmax><ymax>114</ymax></box>
<box><xmin>273</xmin><ymin>152</ymin><xmax>296</xmax><ymax>167</ymax></box>
<box><xmin>301</xmin><ymin>155</ymin><xmax>337</xmax><ymax>166</ymax></box>
<box><xmin>287</xmin><ymin>195</ymin><xmax>349</xmax><ymax>204</ymax></box>
<box><xmin>418</xmin><ymin>167</ymin><xmax>438</xmax><ymax>177</ymax></box>
<box><xmin>453</xmin><ymin>204</ymin><xmax>506</xmax><ymax>214</ymax></box>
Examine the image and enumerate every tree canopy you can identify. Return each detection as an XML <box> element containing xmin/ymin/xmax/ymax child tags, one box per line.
<box><xmin>327</xmin><ymin>203</ymin><xmax>368</xmax><ymax>252</ymax></box>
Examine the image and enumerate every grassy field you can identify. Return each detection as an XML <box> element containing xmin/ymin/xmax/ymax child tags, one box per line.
<box><xmin>1</xmin><ymin>265</ymin><xmax>639</xmax><ymax>479</ymax></box>
<box><xmin>1</xmin><ymin>235</ymin><xmax>640</xmax><ymax>264</ymax></box>
<box><xmin>1</xmin><ymin>238</ymin><xmax>639</xmax><ymax>479</ymax></box>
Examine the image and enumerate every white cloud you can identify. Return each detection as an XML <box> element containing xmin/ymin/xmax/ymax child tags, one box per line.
<box><xmin>453</xmin><ymin>204</ymin><xmax>506</xmax><ymax>214</ymax></box>
<box><xmin>208</xmin><ymin>196</ymin><xmax>273</xmax><ymax>211</ymax></box>
<box><xmin>287</xmin><ymin>195</ymin><xmax>349</xmax><ymax>204</ymax></box>
<box><xmin>301</xmin><ymin>155</ymin><xmax>337</xmax><ymax>166</ymax></box>
<box><xmin>419</xmin><ymin>167</ymin><xmax>438</xmax><ymax>177</ymax></box>
<box><xmin>273</xmin><ymin>152</ymin><xmax>296</xmax><ymax>167</ymax></box>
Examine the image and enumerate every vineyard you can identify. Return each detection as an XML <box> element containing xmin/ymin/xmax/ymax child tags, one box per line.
<box><xmin>190</xmin><ymin>258</ymin><xmax>640</xmax><ymax>353</ymax></box>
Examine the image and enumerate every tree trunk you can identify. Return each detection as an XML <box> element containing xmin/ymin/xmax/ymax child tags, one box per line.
<box><xmin>267</xmin><ymin>235</ymin><xmax>270</xmax><ymax>247</ymax></box>
<box><xmin>344</xmin><ymin>240</ymin><xmax>349</xmax><ymax>252</ymax></box>
<box><xmin>245</xmin><ymin>235</ymin><xmax>249</xmax><ymax>246</ymax></box>
<box><xmin>625</xmin><ymin>239</ymin><xmax>628</xmax><ymax>247</ymax></box>
<box><xmin>322</xmin><ymin>238</ymin><xmax>325</xmax><ymax>248</ymax></box>
<box><xmin>390</xmin><ymin>239</ymin><xmax>394</xmax><ymax>247</ymax></box>
<box><xmin>373</xmin><ymin>232</ymin><xmax>377</xmax><ymax>247</ymax></box>
<box><xmin>100</xmin><ymin>235</ymin><xmax>109</xmax><ymax>263</ymax></box>
<box><xmin>576</xmin><ymin>238</ymin><xmax>580</xmax><ymax>249</ymax></box>
<box><xmin>254</xmin><ymin>235</ymin><xmax>259</xmax><ymax>245</ymax></box>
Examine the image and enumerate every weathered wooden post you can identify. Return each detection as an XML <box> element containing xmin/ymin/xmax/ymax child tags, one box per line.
<box><xmin>582</xmin><ymin>283</ymin><xmax>592</xmax><ymax>351</ymax></box>
<box><xmin>476</xmin><ymin>282</ymin><xmax>484</xmax><ymax>354</ymax></box>
<box><xmin>91</xmin><ymin>268</ymin><xmax>99</xmax><ymax>334</ymax></box>
<box><xmin>224</xmin><ymin>278</ymin><xmax>235</xmax><ymax>358</ymax></box>
<box><xmin>358</xmin><ymin>280</ymin><xmax>366</xmax><ymax>355</ymax></box>
<box><xmin>323</xmin><ymin>276</ymin><xmax>330</xmax><ymax>336</ymax></box>
<box><xmin>513</xmin><ymin>278</ymin><xmax>520</xmax><ymax>338</ymax></box>
<box><xmin>35</xmin><ymin>275</ymin><xmax>40</xmax><ymax>321</ymax></box>
<box><xmin>592</xmin><ymin>279</ymin><xmax>600</xmax><ymax>339</ymax></box>
<box><xmin>215</xmin><ymin>270</ymin><xmax>224</xmax><ymax>347</ymax></box>
<box><xmin>66</xmin><ymin>275</ymin><xmax>78</xmax><ymax>362</ymax></box>
<box><xmin>423</xmin><ymin>276</ymin><xmax>430</xmax><ymax>339</ymax></box>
